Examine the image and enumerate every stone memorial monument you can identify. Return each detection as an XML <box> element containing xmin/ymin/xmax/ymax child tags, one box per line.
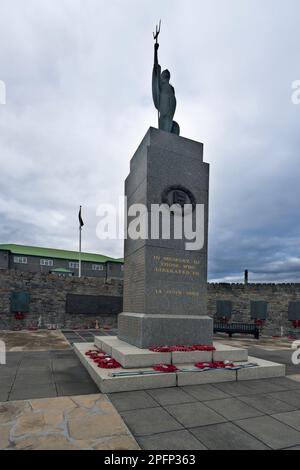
<box><xmin>75</xmin><ymin>23</ymin><xmax>285</xmax><ymax>393</ymax></box>
<box><xmin>118</xmin><ymin>23</ymin><xmax>213</xmax><ymax>348</ymax></box>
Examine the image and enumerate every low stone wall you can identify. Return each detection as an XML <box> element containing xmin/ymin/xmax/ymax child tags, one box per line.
<box><xmin>0</xmin><ymin>270</ymin><xmax>122</xmax><ymax>330</ymax></box>
<box><xmin>208</xmin><ymin>283</ymin><xmax>300</xmax><ymax>336</ymax></box>
<box><xmin>1</xmin><ymin>269</ymin><xmax>300</xmax><ymax>336</ymax></box>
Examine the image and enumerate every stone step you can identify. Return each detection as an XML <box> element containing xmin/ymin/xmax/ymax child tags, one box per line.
<box><xmin>74</xmin><ymin>342</ymin><xmax>176</xmax><ymax>394</ymax></box>
<box><xmin>95</xmin><ymin>336</ymin><xmax>248</xmax><ymax>369</ymax></box>
<box><xmin>74</xmin><ymin>342</ymin><xmax>285</xmax><ymax>394</ymax></box>
<box><xmin>236</xmin><ymin>356</ymin><xmax>286</xmax><ymax>381</ymax></box>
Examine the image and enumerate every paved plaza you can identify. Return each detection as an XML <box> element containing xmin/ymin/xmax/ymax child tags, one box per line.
<box><xmin>0</xmin><ymin>330</ymin><xmax>299</xmax><ymax>450</ymax></box>
<box><xmin>110</xmin><ymin>377</ymin><xmax>300</xmax><ymax>450</ymax></box>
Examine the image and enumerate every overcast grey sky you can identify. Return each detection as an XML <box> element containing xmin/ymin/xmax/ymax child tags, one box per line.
<box><xmin>0</xmin><ymin>0</ymin><xmax>299</xmax><ymax>282</ymax></box>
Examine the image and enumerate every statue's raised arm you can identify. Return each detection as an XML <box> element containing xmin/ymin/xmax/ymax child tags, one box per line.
<box><xmin>152</xmin><ymin>21</ymin><xmax>161</xmax><ymax>111</ymax></box>
<box><xmin>151</xmin><ymin>21</ymin><xmax>180</xmax><ymax>136</ymax></box>
<box><xmin>152</xmin><ymin>42</ymin><xmax>161</xmax><ymax>111</ymax></box>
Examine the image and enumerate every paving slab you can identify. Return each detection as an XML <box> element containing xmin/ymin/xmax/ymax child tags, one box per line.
<box><xmin>51</xmin><ymin>360</ymin><xmax>83</xmax><ymax>372</ymax></box>
<box><xmin>137</xmin><ymin>430</ymin><xmax>207</xmax><ymax>450</ymax></box>
<box><xmin>238</xmin><ymin>394</ymin><xmax>297</xmax><ymax>415</ymax></box>
<box><xmin>235</xmin><ymin>378</ymin><xmax>290</xmax><ymax>395</ymax></box>
<box><xmin>0</xmin><ymin>392</ymin><xmax>9</xmax><ymax>402</ymax></box>
<box><xmin>56</xmin><ymin>381</ymin><xmax>99</xmax><ymax>396</ymax></box>
<box><xmin>267</xmin><ymin>390</ymin><xmax>300</xmax><ymax>408</ymax></box>
<box><xmin>18</xmin><ymin>361</ymin><xmax>52</xmax><ymax>370</ymax></box>
<box><xmin>190</xmin><ymin>422</ymin><xmax>269</xmax><ymax>450</ymax></box>
<box><xmin>181</xmin><ymin>384</ymin><xmax>232</xmax><ymax>401</ymax></box>
<box><xmin>53</xmin><ymin>367</ymin><xmax>93</xmax><ymax>384</ymax></box>
<box><xmin>272</xmin><ymin>410</ymin><xmax>300</xmax><ymax>431</ymax></box>
<box><xmin>4</xmin><ymin>355</ymin><xmax>22</xmax><ymax>367</ymax></box>
<box><xmin>165</xmin><ymin>402</ymin><xmax>227</xmax><ymax>428</ymax></box>
<box><xmin>213</xmin><ymin>379</ymin><xmax>288</xmax><ymax>397</ymax></box>
<box><xmin>108</xmin><ymin>391</ymin><xmax>159</xmax><ymax>412</ymax></box>
<box><xmin>14</xmin><ymin>371</ymin><xmax>54</xmax><ymax>386</ymax></box>
<box><xmin>9</xmin><ymin>383</ymin><xmax>57</xmax><ymax>401</ymax></box>
<box><xmin>0</xmin><ymin>383</ymin><xmax>13</xmax><ymax>393</ymax></box>
<box><xmin>235</xmin><ymin>415</ymin><xmax>300</xmax><ymax>450</ymax></box>
<box><xmin>0</xmin><ymin>368</ymin><xmax>18</xmax><ymax>380</ymax></box>
<box><xmin>203</xmin><ymin>397</ymin><xmax>264</xmax><ymax>421</ymax></box>
<box><xmin>0</xmin><ymin>377</ymin><xmax>15</xmax><ymax>391</ymax></box>
<box><xmin>50</xmin><ymin>350</ymin><xmax>78</xmax><ymax>358</ymax></box>
<box><xmin>120</xmin><ymin>408</ymin><xmax>183</xmax><ymax>436</ymax></box>
<box><xmin>269</xmin><ymin>376</ymin><xmax>300</xmax><ymax>389</ymax></box>
<box><xmin>147</xmin><ymin>387</ymin><xmax>197</xmax><ymax>406</ymax></box>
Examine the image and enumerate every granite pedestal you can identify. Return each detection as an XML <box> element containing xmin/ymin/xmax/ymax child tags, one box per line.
<box><xmin>118</xmin><ymin>128</ymin><xmax>212</xmax><ymax>348</ymax></box>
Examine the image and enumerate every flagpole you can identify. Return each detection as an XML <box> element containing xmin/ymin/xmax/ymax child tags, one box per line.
<box><xmin>78</xmin><ymin>205</ymin><xmax>83</xmax><ymax>278</ymax></box>
<box><xmin>79</xmin><ymin>224</ymin><xmax>82</xmax><ymax>278</ymax></box>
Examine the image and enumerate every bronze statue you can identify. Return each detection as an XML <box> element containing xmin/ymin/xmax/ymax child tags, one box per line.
<box><xmin>152</xmin><ymin>21</ymin><xmax>180</xmax><ymax>135</ymax></box>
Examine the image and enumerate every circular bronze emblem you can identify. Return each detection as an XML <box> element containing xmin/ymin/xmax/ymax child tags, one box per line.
<box><xmin>161</xmin><ymin>185</ymin><xmax>196</xmax><ymax>214</ymax></box>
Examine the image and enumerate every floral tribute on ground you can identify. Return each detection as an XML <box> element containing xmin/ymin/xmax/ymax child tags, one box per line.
<box><xmin>85</xmin><ymin>349</ymin><xmax>121</xmax><ymax>369</ymax></box>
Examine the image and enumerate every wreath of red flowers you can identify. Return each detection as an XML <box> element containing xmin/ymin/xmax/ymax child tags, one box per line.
<box><xmin>153</xmin><ymin>364</ymin><xmax>178</xmax><ymax>373</ymax></box>
<box><xmin>255</xmin><ymin>319</ymin><xmax>265</xmax><ymax>327</ymax></box>
<box><xmin>97</xmin><ymin>358</ymin><xmax>121</xmax><ymax>369</ymax></box>
<box><xmin>150</xmin><ymin>345</ymin><xmax>216</xmax><ymax>353</ymax></box>
<box><xmin>292</xmin><ymin>320</ymin><xmax>300</xmax><ymax>329</ymax></box>
<box><xmin>85</xmin><ymin>349</ymin><xmax>121</xmax><ymax>369</ymax></box>
<box><xmin>15</xmin><ymin>312</ymin><xmax>25</xmax><ymax>321</ymax></box>
<box><xmin>85</xmin><ymin>350</ymin><xmax>104</xmax><ymax>359</ymax></box>
<box><xmin>192</xmin><ymin>345</ymin><xmax>216</xmax><ymax>352</ymax></box>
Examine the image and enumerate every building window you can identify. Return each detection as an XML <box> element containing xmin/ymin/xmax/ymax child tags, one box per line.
<box><xmin>69</xmin><ymin>262</ymin><xmax>79</xmax><ymax>269</ymax></box>
<box><xmin>40</xmin><ymin>259</ymin><xmax>54</xmax><ymax>267</ymax></box>
<box><xmin>92</xmin><ymin>264</ymin><xmax>104</xmax><ymax>271</ymax></box>
<box><xmin>14</xmin><ymin>256</ymin><xmax>27</xmax><ymax>265</ymax></box>
<box><xmin>121</xmin><ymin>265</ymin><xmax>124</xmax><ymax>271</ymax></box>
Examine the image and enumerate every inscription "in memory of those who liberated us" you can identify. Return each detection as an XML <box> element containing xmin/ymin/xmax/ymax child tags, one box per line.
<box><xmin>153</xmin><ymin>255</ymin><xmax>200</xmax><ymax>277</ymax></box>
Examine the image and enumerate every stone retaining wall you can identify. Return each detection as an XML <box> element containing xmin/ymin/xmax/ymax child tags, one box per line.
<box><xmin>1</xmin><ymin>269</ymin><xmax>300</xmax><ymax>336</ymax></box>
<box><xmin>208</xmin><ymin>283</ymin><xmax>300</xmax><ymax>336</ymax></box>
<box><xmin>0</xmin><ymin>270</ymin><xmax>122</xmax><ymax>330</ymax></box>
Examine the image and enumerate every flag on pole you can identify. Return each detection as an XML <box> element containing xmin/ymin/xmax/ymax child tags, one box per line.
<box><xmin>78</xmin><ymin>206</ymin><xmax>83</xmax><ymax>278</ymax></box>
<box><xmin>78</xmin><ymin>206</ymin><xmax>84</xmax><ymax>228</ymax></box>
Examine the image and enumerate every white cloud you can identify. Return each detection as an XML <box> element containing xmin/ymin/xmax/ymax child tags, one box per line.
<box><xmin>0</xmin><ymin>0</ymin><xmax>299</xmax><ymax>280</ymax></box>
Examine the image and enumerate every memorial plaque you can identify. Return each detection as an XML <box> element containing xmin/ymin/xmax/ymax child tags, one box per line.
<box><xmin>66</xmin><ymin>294</ymin><xmax>123</xmax><ymax>315</ymax></box>
<box><xmin>216</xmin><ymin>300</ymin><xmax>233</xmax><ymax>318</ymax></box>
<box><xmin>10</xmin><ymin>292</ymin><xmax>30</xmax><ymax>313</ymax></box>
<box><xmin>250</xmin><ymin>301</ymin><xmax>268</xmax><ymax>320</ymax></box>
<box><xmin>288</xmin><ymin>302</ymin><xmax>300</xmax><ymax>321</ymax></box>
